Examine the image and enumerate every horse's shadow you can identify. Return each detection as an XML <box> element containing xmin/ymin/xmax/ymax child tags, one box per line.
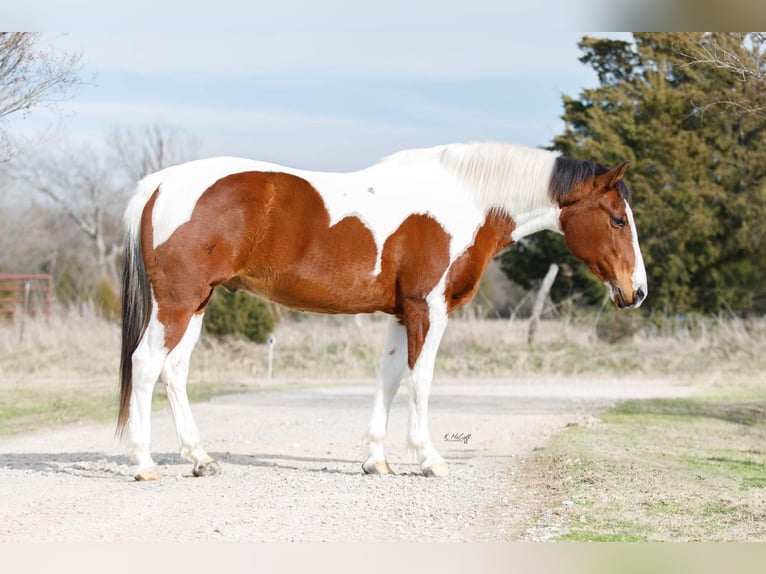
<box><xmin>0</xmin><ymin>450</ymin><xmax>467</xmax><ymax>478</ymax></box>
<box><xmin>0</xmin><ymin>451</ymin><xmax>132</xmax><ymax>478</ymax></box>
<box><xmin>0</xmin><ymin>451</ymin><xmax>368</xmax><ymax>478</ymax></box>
<box><xmin>212</xmin><ymin>452</ymin><xmax>364</xmax><ymax>476</ymax></box>
<box><xmin>211</xmin><ymin>452</ymin><xmax>445</xmax><ymax>477</ymax></box>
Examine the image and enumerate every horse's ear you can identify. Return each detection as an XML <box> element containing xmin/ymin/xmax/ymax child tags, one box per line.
<box><xmin>603</xmin><ymin>161</ymin><xmax>631</xmax><ymax>189</ymax></box>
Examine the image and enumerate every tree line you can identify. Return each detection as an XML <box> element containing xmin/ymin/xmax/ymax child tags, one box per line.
<box><xmin>2</xmin><ymin>33</ymin><xmax>764</xmax><ymax>321</ymax></box>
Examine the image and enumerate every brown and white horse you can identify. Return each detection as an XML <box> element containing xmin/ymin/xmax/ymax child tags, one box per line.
<box><xmin>118</xmin><ymin>142</ymin><xmax>647</xmax><ymax>480</ymax></box>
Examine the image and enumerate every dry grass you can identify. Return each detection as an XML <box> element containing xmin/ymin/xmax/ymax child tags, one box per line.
<box><xmin>1</xmin><ymin>309</ymin><xmax>764</xmax><ymax>436</ymax></box>
<box><xmin>2</xmin><ymin>310</ymin><xmax>765</xmax><ymax>388</ymax></box>
<box><xmin>2</xmin><ymin>309</ymin><xmax>763</xmax><ymax>436</ymax></box>
<box><xmin>0</xmin><ymin>310</ymin><xmax>120</xmax><ymax>390</ymax></box>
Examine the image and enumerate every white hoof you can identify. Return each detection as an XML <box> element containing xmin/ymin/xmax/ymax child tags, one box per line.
<box><xmin>362</xmin><ymin>459</ymin><xmax>396</xmax><ymax>475</ymax></box>
<box><xmin>422</xmin><ymin>461</ymin><xmax>449</xmax><ymax>477</ymax></box>
<box><xmin>193</xmin><ymin>460</ymin><xmax>221</xmax><ymax>477</ymax></box>
<box><xmin>134</xmin><ymin>465</ymin><xmax>161</xmax><ymax>482</ymax></box>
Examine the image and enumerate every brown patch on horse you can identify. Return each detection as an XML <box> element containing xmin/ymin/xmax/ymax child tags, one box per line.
<box><xmin>445</xmin><ymin>210</ymin><xmax>516</xmax><ymax>313</ymax></box>
<box><xmin>141</xmin><ymin>180</ymin><xmax>242</xmax><ymax>350</ymax></box>
<box><xmin>218</xmin><ymin>172</ymin><xmax>383</xmax><ymax>313</ymax></box>
<box><xmin>380</xmin><ymin>214</ymin><xmax>451</xmax><ymax>368</ymax></box>
<box><xmin>143</xmin><ymin>171</ymin><xmax>451</xmax><ymax>359</ymax></box>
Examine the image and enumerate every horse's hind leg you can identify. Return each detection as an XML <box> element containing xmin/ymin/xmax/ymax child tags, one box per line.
<box><xmin>160</xmin><ymin>311</ymin><xmax>218</xmax><ymax>477</ymax></box>
<box><xmin>128</xmin><ymin>300</ymin><xmax>168</xmax><ymax>481</ymax></box>
<box><xmin>362</xmin><ymin>317</ymin><xmax>408</xmax><ymax>475</ymax></box>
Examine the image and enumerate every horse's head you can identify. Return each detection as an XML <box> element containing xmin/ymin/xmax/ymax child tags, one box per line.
<box><xmin>557</xmin><ymin>161</ymin><xmax>648</xmax><ymax>309</ymax></box>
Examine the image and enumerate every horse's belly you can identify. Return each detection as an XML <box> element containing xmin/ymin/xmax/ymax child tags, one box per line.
<box><xmin>227</xmin><ymin>270</ymin><xmax>392</xmax><ymax>315</ymax></box>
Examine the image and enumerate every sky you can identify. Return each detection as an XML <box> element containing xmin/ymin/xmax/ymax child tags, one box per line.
<box><xmin>6</xmin><ymin>3</ymin><xmax>631</xmax><ymax>171</ymax></box>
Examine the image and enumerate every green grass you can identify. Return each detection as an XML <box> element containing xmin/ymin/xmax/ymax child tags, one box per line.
<box><xmin>0</xmin><ymin>381</ymin><xmax>253</xmax><ymax>436</ymax></box>
<box><xmin>612</xmin><ymin>397</ymin><xmax>766</xmax><ymax>426</ymax></box>
<box><xmin>0</xmin><ymin>388</ymin><xmax>116</xmax><ymax>434</ymax></box>
<box><xmin>524</xmin><ymin>394</ymin><xmax>766</xmax><ymax>541</ymax></box>
<box><xmin>560</xmin><ymin>528</ymin><xmax>650</xmax><ymax>542</ymax></box>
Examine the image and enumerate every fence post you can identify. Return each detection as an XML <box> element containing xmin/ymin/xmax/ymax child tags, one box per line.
<box><xmin>528</xmin><ymin>263</ymin><xmax>559</xmax><ymax>344</ymax></box>
<box><xmin>18</xmin><ymin>281</ymin><xmax>32</xmax><ymax>343</ymax></box>
<box><xmin>267</xmin><ymin>336</ymin><xmax>276</xmax><ymax>382</ymax></box>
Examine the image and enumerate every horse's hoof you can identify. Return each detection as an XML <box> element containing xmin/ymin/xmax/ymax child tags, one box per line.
<box><xmin>134</xmin><ymin>466</ymin><xmax>161</xmax><ymax>481</ymax></box>
<box><xmin>422</xmin><ymin>461</ymin><xmax>449</xmax><ymax>477</ymax></box>
<box><xmin>193</xmin><ymin>461</ymin><xmax>220</xmax><ymax>477</ymax></box>
<box><xmin>362</xmin><ymin>459</ymin><xmax>396</xmax><ymax>475</ymax></box>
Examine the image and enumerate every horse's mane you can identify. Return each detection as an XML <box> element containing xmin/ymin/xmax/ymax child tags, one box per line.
<box><xmin>549</xmin><ymin>156</ymin><xmax>631</xmax><ymax>203</ymax></box>
<box><xmin>378</xmin><ymin>142</ymin><xmax>630</xmax><ymax>209</ymax></box>
<box><xmin>436</xmin><ymin>142</ymin><xmax>558</xmax><ymax>212</ymax></box>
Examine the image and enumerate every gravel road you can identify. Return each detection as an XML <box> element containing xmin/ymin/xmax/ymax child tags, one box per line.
<box><xmin>0</xmin><ymin>377</ymin><xmax>690</xmax><ymax>542</ymax></box>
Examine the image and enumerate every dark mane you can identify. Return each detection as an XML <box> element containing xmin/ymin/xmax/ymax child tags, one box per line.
<box><xmin>549</xmin><ymin>156</ymin><xmax>631</xmax><ymax>203</ymax></box>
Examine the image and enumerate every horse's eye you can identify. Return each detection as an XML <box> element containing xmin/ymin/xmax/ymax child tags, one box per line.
<box><xmin>611</xmin><ymin>215</ymin><xmax>626</xmax><ymax>228</ymax></box>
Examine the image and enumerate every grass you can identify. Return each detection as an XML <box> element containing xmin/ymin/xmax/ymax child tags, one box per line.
<box><xmin>520</xmin><ymin>392</ymin><xmax>766</xmax><ymax>542</ymax></box>
<box><xmin>614</xmin><ymin>397</ymin><xmax>766</xmax><ymax>426</ymax></box>
<box><xmin>4</xmin><ymin>309</ymin><xmax>766</xmax><ymax>382</ymax></box>
<box><xmin>0</xmin><ymin>379</ymin><xmax>255</xmax><ymax>436</ymax></box>
<box><xmin>0</xmin><ymin>388</ymin><xmax>115</xmax><ymax>434</ymax></box>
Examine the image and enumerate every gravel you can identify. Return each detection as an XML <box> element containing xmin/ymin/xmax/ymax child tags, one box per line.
<box><xmin>0</xmin><ymin>377</ymin><xmax>690</xmax><ymax>541</ymax></box>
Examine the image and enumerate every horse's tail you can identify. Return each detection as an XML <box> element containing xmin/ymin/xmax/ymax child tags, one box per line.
<box><xmin>117</xmin><ymin>169</ymin><xmax>167</xmax><ymax>436</ymax></box>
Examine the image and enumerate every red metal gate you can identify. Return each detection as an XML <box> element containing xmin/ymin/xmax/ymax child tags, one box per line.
<box><xmin>0</xmin><ymin>274</ymin><xmax>53</xmax><ymax>318</ymax></box>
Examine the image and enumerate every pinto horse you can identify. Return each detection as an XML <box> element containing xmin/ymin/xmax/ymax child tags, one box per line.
<box><xmin>118</xmin><ymin>142</ymin><xmax>647</xmax><ymax>480</ymax></box>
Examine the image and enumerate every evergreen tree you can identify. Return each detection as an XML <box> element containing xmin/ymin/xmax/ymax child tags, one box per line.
<box><xmin>502</xmin><ymin>33</ymin><xmax>766</xmax><ymax>314</ymax></box>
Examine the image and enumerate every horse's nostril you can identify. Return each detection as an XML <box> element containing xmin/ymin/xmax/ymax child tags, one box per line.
<box><xmin>614</xmin><ymin>286</ymin><xmax>627</xmax><ymax>308</ymax></box>
<box><xmin>636</xmin><ymin>287</ymin><xmax>646</xmax><ymax>302</ymax></box>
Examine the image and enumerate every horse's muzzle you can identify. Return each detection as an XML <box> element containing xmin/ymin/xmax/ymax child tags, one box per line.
<box><xmin>613</xmin><ymin>285</ymin><xmax>646</xmax><ymax>309</ymax></box>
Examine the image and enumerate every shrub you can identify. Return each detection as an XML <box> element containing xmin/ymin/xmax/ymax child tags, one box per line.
<box><xmin>93</xmin><ymin>276</ymin><xmax>120</xmax><ymax>321</ymax></box>
<box><xmin>204</xmin><ymin>287</ymin><xmax>276</xmax><ymax>343</ymax></box>
<box><xmin>595</xmin><ymin>310</ymin><xmax>645</xmax><ymax>344</ymax></box>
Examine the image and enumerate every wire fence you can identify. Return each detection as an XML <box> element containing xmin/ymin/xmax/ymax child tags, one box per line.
<box><xmin>0</xmin><ymin>274</ymin><xmax>53</xmax><ymax>319</ymax></box>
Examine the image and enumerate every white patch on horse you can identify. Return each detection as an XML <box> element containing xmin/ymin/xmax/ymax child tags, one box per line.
<box><xmin>625</xmin><ymin>201</ymin><xmax>648</xmax><ymax>304</ymax></box>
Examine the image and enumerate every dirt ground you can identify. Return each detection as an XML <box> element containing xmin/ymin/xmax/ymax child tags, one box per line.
<box><xmin>0</xmin><ymin>377</ymin><xmax>691</xmax><ymax>542</ymax></box>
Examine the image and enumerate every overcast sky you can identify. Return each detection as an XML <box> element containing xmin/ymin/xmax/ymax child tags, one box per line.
<box><xmin>6</xmin><ymin>3</ymin><xmax>630</xmax><ymax>171</ymax></box>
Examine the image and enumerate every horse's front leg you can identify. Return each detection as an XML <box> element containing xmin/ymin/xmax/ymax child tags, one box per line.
<box><xmin>403</xmin><ymin>292</ymin><xmax>450</xmax><ymax>477</ymax></box>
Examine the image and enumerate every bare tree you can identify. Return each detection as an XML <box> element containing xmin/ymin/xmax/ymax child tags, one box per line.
<box><xmin>108</xmin><ymin>123</ymin><xmax>197</xmax><ymax>183</ymax></box>
<box><xmin>13</xmin><ymin>144</ymin><xmax>122</xmax><ymax>282</ymax></box>
<box><xmin>0</xmin><ymin>33</ymin><xmax>82</xmax><ymax>158</ymax></box>
<box><xmin>677</xmin><ymin>32</ymin><xmax>766</xmax><ymax>117</ymax></box>
<box><xmin>10</xmin><ymin>124</ymin><xmax>196</xmax><ymax>285</ymax></box>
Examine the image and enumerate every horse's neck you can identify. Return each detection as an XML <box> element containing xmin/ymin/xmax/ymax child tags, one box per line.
<box><xmin>437</xmin><ymin>143</ymin><xmax>562</xmax><ymax>241</ymax></box>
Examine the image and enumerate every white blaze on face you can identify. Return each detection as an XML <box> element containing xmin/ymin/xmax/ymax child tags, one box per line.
<box><xmin>625</xmin><ymin>200</ymin><xmax>648</xmax><ymax>306</ymax></box>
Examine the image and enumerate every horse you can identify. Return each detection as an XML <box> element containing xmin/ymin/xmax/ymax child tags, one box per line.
<box><xmin>118</xmin><ymin>142</ymin><xmax>647</xmax><ymax>481</ymax></box>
